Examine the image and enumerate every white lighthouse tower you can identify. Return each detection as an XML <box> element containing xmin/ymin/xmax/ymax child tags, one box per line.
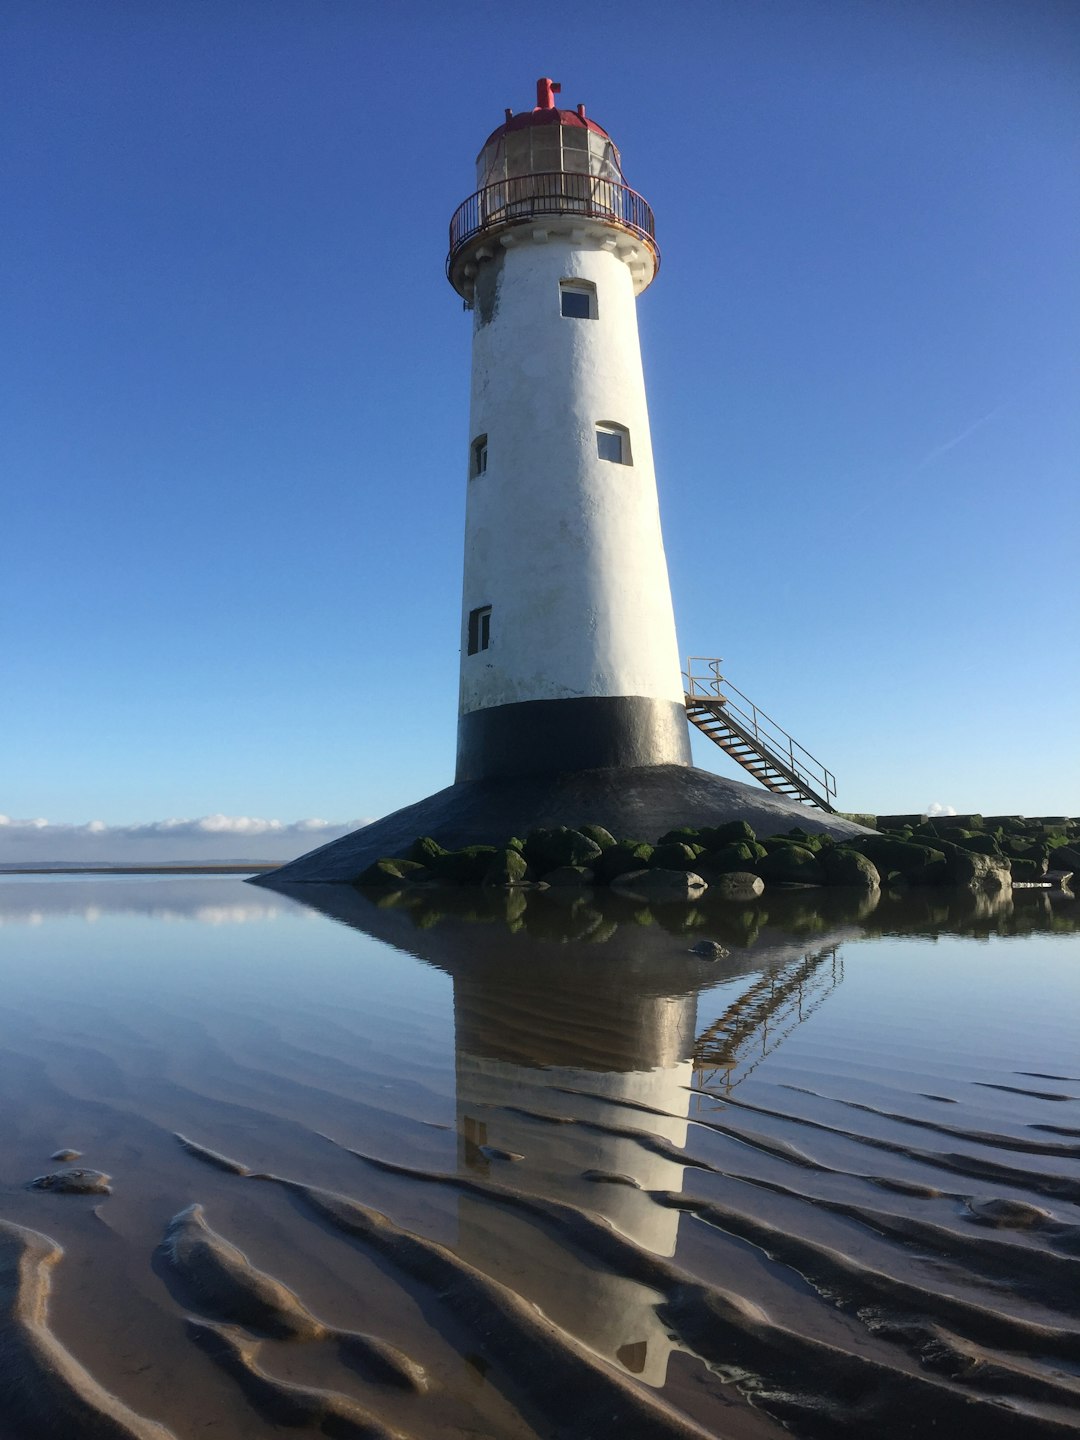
<box><xmin>448</xmin><ymin>78</ymin><xmax>692</xmax><ymax>782</ymax></box>
<box><xmin>258</xmin><ymin>79</ymin><xmax>858</xmax><ymax>886</ymax></box>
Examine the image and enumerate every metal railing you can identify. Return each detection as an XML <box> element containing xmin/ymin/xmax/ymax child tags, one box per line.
<box><xmin>448</xmin><ymin>172</ymin><xmax>657</xmax><ymax>270</ymax></box>
<box><xmin>684</xmin><ymin>656</ymin><xmax>837</xmax><ymax>806</ymax></box>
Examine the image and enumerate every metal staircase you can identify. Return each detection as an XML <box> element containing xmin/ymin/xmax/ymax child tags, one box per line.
<box><xmin>684</xmin><ymin>657</ymin><xmax>837</xmax><ymax>812</ymax></box>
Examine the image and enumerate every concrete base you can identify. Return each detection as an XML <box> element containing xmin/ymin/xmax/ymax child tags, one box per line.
<box><xmin>252</xmin><ymin>764</ymin><xmax>869</xmax><ymax>887</ymax></box>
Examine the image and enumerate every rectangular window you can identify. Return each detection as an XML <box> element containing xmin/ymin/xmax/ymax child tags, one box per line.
<box><xmin>596</xmin><ymin>423</ymin><xmax>631</xmax><ymax>465</ymax></box>
<box><xmin>470</xmin><ymin>434</ymin><xmax>488</xmax><ymax>478</ymax></box>
<box><xmin>467</xmin><ymin>605</ymin><xmax>491</xmax><ymax>655</ymax></box>
<box><xmin>560</xmin><ymin>280</ymin><xmax>596</xmax><ymax>319</ymax></box>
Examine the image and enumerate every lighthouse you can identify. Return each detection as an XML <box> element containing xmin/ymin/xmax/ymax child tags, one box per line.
<box><xmin>448</xmin><ymin>78</ymin><xmax>692</xmax><ymax>783</ymax></box>
<box><xmin>256</xmin><ymin>80</ymin><xmax>860</xmax><ymax>887</ymax></box>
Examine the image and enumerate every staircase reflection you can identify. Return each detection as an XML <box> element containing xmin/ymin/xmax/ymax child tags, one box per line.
<box><xmin>692</xmin><ymin>944</ymin><xmax>844</xmax><ymax>1095</ymax></box>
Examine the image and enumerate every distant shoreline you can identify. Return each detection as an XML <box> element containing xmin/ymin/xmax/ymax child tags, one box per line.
<box><xmin>0</xmin><ymin>864</ymin><xmax>279</xmax><ymax>875</ymax></box>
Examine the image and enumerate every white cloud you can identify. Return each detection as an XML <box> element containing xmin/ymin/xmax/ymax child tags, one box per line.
<box><xmin>925</xmin><ymin>801</ymin><xmax>957</xmax><ymax>817</ymax></box>
<box><xmin>0</xmin><ymin>815</ymin><xmax>372</xmax><ymax>867</ymax></box>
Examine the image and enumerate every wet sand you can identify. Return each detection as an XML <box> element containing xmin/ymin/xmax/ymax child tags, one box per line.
<box><xmin>0</xmin><ymin>875</ymin><xmax>1078</xmax><ymax>1438</ymax></box>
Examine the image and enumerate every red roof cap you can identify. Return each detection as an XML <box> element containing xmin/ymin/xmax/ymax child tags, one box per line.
<box><xmin>478</xmin><ymin>77</ymin><xmax>612</xmax><ymax>156</ymax></box>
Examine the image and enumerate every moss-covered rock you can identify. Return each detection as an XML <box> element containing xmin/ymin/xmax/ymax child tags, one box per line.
<box><xmin>937</xmin><ymin>843</ymin><xmax>1012</xmax><ymax>889</ymax></box>
<box><xmin>1011</xmin><ymin>855</ymin><xmax>1049</xmax><ymax>881</ymax></box>
<box><xmin>482</xmin><ymin>848</ymin><xmax>529</xmax><ymax>887</ymax></box>
<box><xmin>542</xmin><ymin>865</ymin><xmax>596</xmax><ymax>886</ymax></box>
<box><xmin>656</xmin><ymin>827</ymin><xmax>701</xmax><ymax>848</ymax></box>
<box><xmin>821</xmin><ymin>847</ymin><xmax>880</xmax><ymax>887</ymax></box>
<box><xmin>408</xmin><ymin>835</ymin><xmax>447</xmax><ymax>866</ymax></box>
<box><xmin>429</xmin><ymin>846</ymin><xmax>499</xmax><ymax>884</ymax></box>
<box><xmin>649</xmin><ymin>842</ymin><xmax>702</xmax><ymax>871</ymax></box>
<box><xmin>846</xmin><ymin>835</ymin><xmax>948</xmax><ymax>885</ymax></box>
<box><xmin>594</xmin><ymin>842</ymin><xmax>654</xmax><ymax>884</ymax></box>
<box><xmin>754</xmin><ymin>845</ymin><xmax>826</xmax><ymax>885</ymax></box>
<box><xmin>610</xmin><ymin>868</ymin><xmax>707</xmax><ymax>902</ymax></box>
<box><xmin>1052</xmin><ymin>845</ymin><xmax>1080</xmax><ymax>874</ymax></box>
<box><xmin>697</xmin><ymin>841</ymin><xmax>757</xmax><ymax>874</ymax></box>
<box><xmin>698</xmin><ymin>820</ymin><xmax>757</xmax><ymax>847</ymax></box>
<box><xmin>710</xmin><ymin>871</ymin><xmax>765</xmax><ymax>899</ymax></box>
<box><xmin>945</xmin><ymin>831</ymin><xmax>1002</xmax><ymax>856</ymax></box>
<box><xmin>576</xmin><ymin>824</ymin><xmax>617</xmax><ymax>851</ymax></box>
<box><xmin>936</xmin><ymin>814</ymin><xmax>985</xmax><ymax>832</ymax></box>
<box><xmin>355</xmin><ymin>858</ymin><xmax>430</xmax><ymax>888</ymax></box>
<box><xmin>524</xmin><ymin>827</ymin><xmax>603</xmax><ymax>873</ymax></box>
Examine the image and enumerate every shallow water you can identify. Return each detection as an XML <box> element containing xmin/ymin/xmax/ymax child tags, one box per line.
<box><xmin>0</xmin><ymin>874</ymin><xmax>1078</xmax><ymax>1439</ymax></box>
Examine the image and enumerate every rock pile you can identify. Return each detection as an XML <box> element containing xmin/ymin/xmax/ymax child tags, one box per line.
<box><xmin>355</xmin><ymin>813</ymin><xmax>1077</xmax><ymax>899</ymax></box>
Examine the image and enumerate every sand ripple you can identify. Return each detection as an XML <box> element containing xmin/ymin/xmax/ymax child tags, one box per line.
<box><xmin>0</xmin><ymin>1219</ymin><xmax>175</xmax><ymax>1439</ymax></box>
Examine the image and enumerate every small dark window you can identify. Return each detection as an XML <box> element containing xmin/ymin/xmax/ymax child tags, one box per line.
<box><xmin>470</xmin><ymin>434</ymin><xmax>488</xmax><ymax>478</ymax></box>
<box><xmin>596</xmin><ymin>423</ymin><xmax>631</xmax><ymax>465</ymax></box>
<box><xmin>561</xmin><ymin>280</ymin><xmax>596</xmax><ymax>319</ymax></box>
<box><xmin>467</xmin><ymin>605</ymin><xmax>491</xmax><ymax>655</ymax></box>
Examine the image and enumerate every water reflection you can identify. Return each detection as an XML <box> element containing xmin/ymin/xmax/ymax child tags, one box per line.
<box><xmin>0</xmin><ymin>876</ymin><xmax>303</xmax><ymax>926</ymax></box>
<box><xmin>1</xmin><ymin>873</ymin><xmax>1076</xmax><ymax>1436</ymax></box>
<box><xmin>275</xmin><ymin>883</ymin><xmax>869</xmax><ymax>1388</ymax></box>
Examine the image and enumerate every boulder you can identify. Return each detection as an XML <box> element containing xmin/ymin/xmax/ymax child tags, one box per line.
<box><xmin>524</xmin><ymin>827</ymin><xmax>603</xmax><ymax>873</ymax></box>
<box><xmin>821</xmin><ymin>847</ymin><xmax>881</xmax><ymax>888</ymax></box>
<box><xmin>709</xmin><ymin>871</ymin><xmax>765</xmax><ymax>899</ymax></box>
<box><xmin>429</xmin><ymin>845</ymin><xmax>499</xmax><ymax>884</ymax></box>
<box><xmin>408</xmin><ymin>835</ymin><xmax>447</xmax><ymax>866</ymax></box>
<box><xmin>650</xmin><ymin>842</ymin><xmax>702</xmax><ymax>871</ymax></box>
<box><xmin>1052</xmin><ymin>845</ymin><xmax>1080</xmax><ymax>874</ymax></box>
<box><xmin>594</xmin><ymin>842</ymin><xmax>654</xmax><ymax>884</ymax></box>
<box><xmin>610</xmin><ymin>869</ymin><xmax>708</xmax><ymax>902</ymax></box>
<box><xmin>542</xmin><ymin>865</ymin><xmax>596</xmax><ymax>886</ymax></box>
<box><xmin>689</xmin><ymin>939</ymin><xmax>730</xmax><ymax>958</ymax></box>
<box><xmin>946</xmin><ymin>832</ymin><xmax>1002</xmax><ymax>857</ymax></box>
<box><xmin>933</xmin><ymin>842</ymin><xmax>1012</xmax><ymax>889</ymax></box>
<box><xmin>482</xmin><ymin>848</ymin><xmax>529</xmax><ymax>887</ymax></box>
<box><xmin>935</xmin><ymin>814</ymin><xmax>985</xmax><ymax>832</ymax></box>
<box><xmin>576</xmin><ymin>824</ymin><xmax>617</xmax><ymax>851</ymax></box>
<box><xmin>847</xmin><ymin>836</ymin><xmax>948</xmax><ymax>885</ymax></box>
<box><xmin>355</xmin><ymin>858</ymin><xmax>430</xmax><ymax>887</ymax></box>
<box><xmin>754</xmin><ymin>844</ymin><xmax>826</xmax><ymax>885</ymax></box>
<box><xmin>657</xmin><ymin>827</ymin><xmax>702</xmax><ymax>847</ymax></box>
<box><xmin>697</xmin><ymin>841</ymin><xmax>757</xmax><ymax>874</ymax></box>
<box><xmin>698</xmin><ymin>820</ymin><xmax>757</xmax><ymax>847</ymax></box>
<box><xmin>1010</xmin><ymin>856</ymin><xmax>1049</xmax><ymax>882</ymax></box>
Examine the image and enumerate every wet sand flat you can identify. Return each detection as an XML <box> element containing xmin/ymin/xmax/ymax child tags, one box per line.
<box><xmin>0</xmin><ymin>874</ymin><xmax>1078</xmax><ymax>1438</ymax></box>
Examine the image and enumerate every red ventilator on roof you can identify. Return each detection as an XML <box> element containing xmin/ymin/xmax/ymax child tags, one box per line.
<box><xmin>478</xmin><ymin>76</ymin><xmax>612</xmax><ymax>155</ymax></box>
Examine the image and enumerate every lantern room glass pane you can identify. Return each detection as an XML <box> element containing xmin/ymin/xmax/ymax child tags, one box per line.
<box><xmin>505</xmin><ymin>131</ymin><xmax>530</xmax><ymax>177</ymax></box>
<box><xmin>477</xmin><ymin>141</ymin><xmax>505</xmax><ymax>188</ymax></box>
<box><xmin>531</xmin><ymin>130</ymin><xmax>561</xmax><ymax>170</ymax></box>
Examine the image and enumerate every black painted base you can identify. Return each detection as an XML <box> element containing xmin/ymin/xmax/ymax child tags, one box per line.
<box><xmin>456</xmin><ymin>694</ymin><xmax>693</xmax><ymax>782</ymax></box>
<box><xmin>252</xmin><ymin>764</ymin><xmax>869</xmax><ymax>887</ymax></box>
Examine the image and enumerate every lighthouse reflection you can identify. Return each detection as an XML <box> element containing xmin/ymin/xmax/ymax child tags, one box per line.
<box><xmin>277</xmin><ymin>884</ymin><xmax>851</xmax><ymax>1387</ymax></box>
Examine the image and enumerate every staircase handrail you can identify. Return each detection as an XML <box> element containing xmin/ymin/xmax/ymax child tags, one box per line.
<box><xmin>683</xmin><ymin>657</ymin><xmax>837</xmax><ymax>804</ymax></box>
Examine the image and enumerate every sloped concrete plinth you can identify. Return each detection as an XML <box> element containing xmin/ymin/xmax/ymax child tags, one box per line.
<box><xmin>252</xmin><ymin>765</ymin><xmax>868</xmax><ymax>887</ymax></box>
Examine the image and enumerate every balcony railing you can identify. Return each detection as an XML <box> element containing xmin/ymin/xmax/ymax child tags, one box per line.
<box><xmin>448</xmin><ymin>172</ymin><xmax>657</xmax><ymax>274</ymax></box>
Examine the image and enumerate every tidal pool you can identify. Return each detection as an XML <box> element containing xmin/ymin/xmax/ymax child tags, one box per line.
<box><xmin>0</xmin><ymin>874</ymin><xmax>1077</xmax><ymax>1439</ymax></box>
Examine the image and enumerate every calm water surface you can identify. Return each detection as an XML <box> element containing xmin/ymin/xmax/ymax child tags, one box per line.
<box><xmin>0</xmin><ymin>875</ymin><xmax>1078</xmax><ymax>1439</ymax></box>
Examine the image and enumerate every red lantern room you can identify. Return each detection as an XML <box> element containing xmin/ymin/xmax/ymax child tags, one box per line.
<box><xmin>448</xmin><ymin>78</ymin><xmax>658</xmax><ymax>302</ymax></box>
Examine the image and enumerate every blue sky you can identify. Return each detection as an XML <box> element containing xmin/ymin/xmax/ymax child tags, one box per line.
<box><xmin>3</xmin><ymin>0</ymin><xmax>1078</xmax><ymax>860</ymax></box>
